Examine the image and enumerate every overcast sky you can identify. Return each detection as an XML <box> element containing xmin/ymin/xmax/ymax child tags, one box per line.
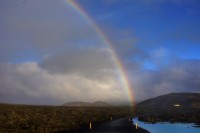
<box><xmin>0</xmin><ymin>0</ymin><xmax>200</xmax><ymax>105</ymax></box>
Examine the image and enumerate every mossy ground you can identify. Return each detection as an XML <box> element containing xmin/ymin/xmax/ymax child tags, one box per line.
<box><xmin>0</xmin><ymin>104</ymin><xmax>133</xmax><ymax>133</ymax></box>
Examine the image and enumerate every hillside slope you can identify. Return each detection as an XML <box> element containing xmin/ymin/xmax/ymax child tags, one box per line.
<box><xmin>136</xmin><ymin>93</ymin><xmax>200</xmax><ymax>123</ymax></box>
<box><xmin>137</xmin><ymin>93</ymin><xmax>200</xmax><ymax>110</ymax></box>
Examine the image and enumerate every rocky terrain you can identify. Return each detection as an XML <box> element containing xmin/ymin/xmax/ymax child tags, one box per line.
<box><xmin>0</xmin><ymin>103</ymin><xmax>132</xmax><ymax>133</ymax></box>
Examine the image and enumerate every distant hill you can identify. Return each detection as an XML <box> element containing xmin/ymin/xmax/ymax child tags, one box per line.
<box><xmin>137</xmin><ymin>93</ymin><xmax>200</xmax><ymax>110</ymax></box>
<box><xmin>62</xmin><ymin>101</ymin><xmax>110</xmax><ymax>107</ymax></box>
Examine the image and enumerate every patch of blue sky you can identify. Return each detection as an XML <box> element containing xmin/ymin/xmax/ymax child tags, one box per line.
<box><xmin>143</xmin><ymin>60</ymin><xmax>157</xmax><ymax>71</ymax></box>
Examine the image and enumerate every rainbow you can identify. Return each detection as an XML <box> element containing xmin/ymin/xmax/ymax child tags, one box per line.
<box><xmin>66</xmin><ymin>0</ymin><xmax>134</xmax><ymax>107</ymax></box>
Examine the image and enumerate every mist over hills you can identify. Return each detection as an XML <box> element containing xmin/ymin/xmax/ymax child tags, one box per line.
<box><xmin>137</xmin><ymin>93</ymin><xmax>200</xmax><ymax>110</ymax></box>
<box><xmin>62</xmin><ymin>101</ymin><xmax>110</xmax><ymax>107</ymax></box>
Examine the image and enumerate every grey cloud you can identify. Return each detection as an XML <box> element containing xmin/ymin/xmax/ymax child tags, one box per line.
<box><xmin>0</xmin><ymin>62</ymin><xmax>129</xmax><ymax>105</ymax></box>
<box><xmin>0</xmin><ymin>0</ymin><xmax>130</xmax><ymax>105</ymax></box>
<box><xmin>0</xmin><ymin>0</ymin><xmax>100</xmax><ymax>62</ymax></box>
<box><xmin>39</xmin><ymin>47</ymin><xmax>117</xmax><ymax>81</ymax></box>
<box><xmin>101</xmin><ymin>26</ymin><xmax>147</xmax><ymax>59</ymax></box>
<box><xmin>130</xmin><ymin>59</ymin><xmax>200</xmax><ymax>102</ymax></box>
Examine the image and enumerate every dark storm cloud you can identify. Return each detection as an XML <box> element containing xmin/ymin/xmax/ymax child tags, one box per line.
<box><xmin>40</xmin><ymin>47</ymin><xmax>114</xmax><ymax>77</ymax></box>
<box><xmin>0</xmin><ymin>0</ymin><xmax>99</xmax><ymax>62</ymax></box>
<box><xmin>0</xmin><ymin>0</ymin><xmax>129</xmax><ymax>105</ymax></box>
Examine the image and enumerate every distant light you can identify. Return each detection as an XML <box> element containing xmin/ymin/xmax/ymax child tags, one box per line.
<box><xmin>174</xmin><ymin>104</ymin><xmax>180</xmax><ymax>107</ymax></box>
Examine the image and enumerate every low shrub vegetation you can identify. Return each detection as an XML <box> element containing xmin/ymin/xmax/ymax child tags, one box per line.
<box><xmin>0</xmin><ymin>104</ymin><xmax>133</xmax><ymax>133</ymax></box>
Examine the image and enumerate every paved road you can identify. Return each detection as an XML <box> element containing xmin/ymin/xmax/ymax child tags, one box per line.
<box><xmin>71</xmin><ymin>118</ymin><xmax>150</xmax><ymax>133</ymax></box>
